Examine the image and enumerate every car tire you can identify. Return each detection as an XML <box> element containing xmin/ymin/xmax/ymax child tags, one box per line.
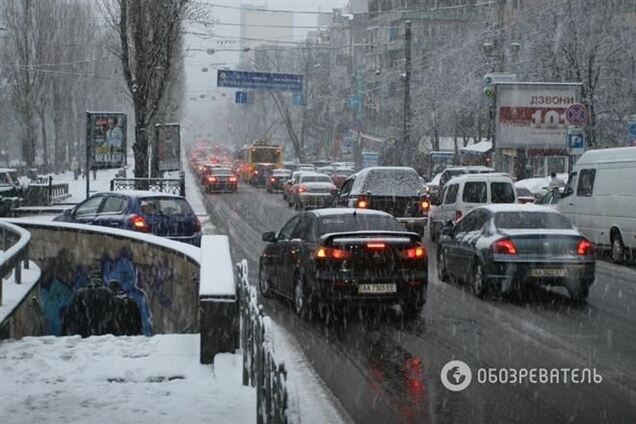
<box><xmin>568</xmin><ymin>283</ymin><xmax>589</xmax><ymax>303</ymax></box>
<box><xmin>470</xmin><ymin>260</ymin><xmax>488</xmax><ymax>299</ymax></box>
<box><xmin>258</xmin><ymin>262</ymin><xmax>273</xmax><ymax>299</ymax></box>
<box><xmin>402</xmin><ymin>288</ymin><xmax>424</xmax><ymax>320</ymax></box>
<box><xmin>437</xmin><ymin>247</ymin><xmax>449</xmax><ymax>282</ymax></box>
<box><xmin>293</xmin><ymin>273</ymin><xmax>311</xmax><ymax>321</ymax></box>
<box><xmin>611</xmin><ymin>229</ymin><xmax>626</xmax><ymax>264</ymax></box>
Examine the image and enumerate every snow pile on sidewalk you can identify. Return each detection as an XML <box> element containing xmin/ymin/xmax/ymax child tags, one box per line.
<box><xmin>0</xmin><ymin>334</ymin><xmax>255</xmax><ymax>424</ymax></box>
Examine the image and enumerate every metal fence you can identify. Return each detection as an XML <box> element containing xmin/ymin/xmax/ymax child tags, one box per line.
<box><xmin>237</xmin><ymin>260</ymin><xmax>300</xmax><ymax>424</ymax></box>
<box><xmin>110</xmin><ymin>172</ymin><xmax>185</xmax><ymax>197</ymax></box>
<box><xmin>0</xmin><ymin>221</ymin><xmax>31</xmax><ymax>305</ymax></box>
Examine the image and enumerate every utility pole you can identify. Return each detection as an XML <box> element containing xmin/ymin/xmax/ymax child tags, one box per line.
<box><xmin>492</xmin><ymin>0</ymin><xmax>506</xmax><ymax>172</ymax></box>
<box><xmin>401</xmin><ymin>20</ymin><xmax>412</xmax><ymax>166</ymax></box>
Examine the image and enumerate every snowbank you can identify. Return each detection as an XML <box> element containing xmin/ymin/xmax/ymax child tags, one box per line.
<box><xmin>0</xmin><ymin>334</ymin><xmax>255</xmax><ymax>424</ymax></box>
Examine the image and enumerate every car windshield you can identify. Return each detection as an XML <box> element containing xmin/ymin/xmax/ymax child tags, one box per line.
<box><xmin>318</xmin><ymin>214</ymin><xmax>402</xmax><ymax>235</ymax></box>
<box><xmin>494</xmin><ymin>211</ymin><xmax>573</xmax><ymax>230</ymax></box>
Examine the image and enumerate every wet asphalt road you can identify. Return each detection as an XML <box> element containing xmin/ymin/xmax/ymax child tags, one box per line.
<box><xmin>201</xmin><ymin>183</ymin><xmax>636</xmax><ymax>424</ymax></box>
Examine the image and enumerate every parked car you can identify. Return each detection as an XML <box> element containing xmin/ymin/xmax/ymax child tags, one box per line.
<box><xmin>54</xmin><ymin>191</ymin><xmax>202</xmax><ymax>246</ymax></box>
<box><xmin>259</xmin><ymin>208</ymin><xmax>428</xmax><ymax>319</ymax></box>
<box><xmin>291</xmin><ymin>172</ymin><xmax>337</xmax><ymax>210</ymax></box>
<box><xmin>334</xmin><ymin>167</ymin><xmax>429</xmax><ymax>235</ymax></box>
<box><xmin>330</xmin><ymin>167</ymin><xmax>356</xmax><ymax>189</ymax></box>
<box><xmin>429</xmin><ymin>173</ymin><xmax>517</xmax><ymax>242</ymax></box>
<box><xmin>437</xmin><ymin>204</ymin><xmax>595</xmax><ymax>301</ymax></box>
<box><xmin>267</xmin><ymin>169</ymin><xmax>292</xmax><ymax>193</ymax></box>
<box><xmin>203</xmin><ymin>167</ymin><xmax>238</xmax><ymax>193</ymax></box>
<box><xmin>557</xmin><ymin>147</ymin><xmax>636</xmax><ymax>263</ymax></box>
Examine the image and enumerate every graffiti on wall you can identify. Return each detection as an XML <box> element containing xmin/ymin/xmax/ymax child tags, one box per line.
<box><xmin>39</xmin><ymin>247</ymin><xmax>174</xmax><ymax>337</ymax></box>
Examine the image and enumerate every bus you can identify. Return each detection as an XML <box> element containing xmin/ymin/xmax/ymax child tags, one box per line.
<box><xmin>237</xmin><ymin>141</ymin><xmax>283</xmax><ymax>181</ymax></box>
<box><xmin>421</xmin><ymin>151</ymin><xmax>456</xmax><ymax>179</ymax></box>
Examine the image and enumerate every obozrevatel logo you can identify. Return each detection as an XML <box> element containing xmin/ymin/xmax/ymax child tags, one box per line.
<box><xmin>441</xmin><ymin>360</ymin><xmax>472</xmax><ymax>392</ymax></box>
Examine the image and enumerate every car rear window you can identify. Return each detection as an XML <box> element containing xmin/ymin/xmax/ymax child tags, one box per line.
<box><xmin>318</xmin><ymin>215</ymin><xmax>402</xmax><ymax>235</ymax></box>
<box><xmin>362</xmin><ymin>169</ymin><xmax>421</xmax><ymax>196</ymax></box>
<box><xmin>463</xmin><ymin>182</ymin><xmax>487</xmax><ymax>203</ymax></box>
<box><xmin>491</xmin><ymin>182</ymin><xmax>516</xmax><ymax>203</ymax></box>
<box><xmin>494</xmin><ymin>211</ymin><xmax>573</xmax><ymax>229</ymax></box>
<box><xmin>140</xmin><ymin>197</ymin><xmax>193</xmax><ymax>216</ymax></box>
<box><xmin>301</xmin><ymin>175</ymin><xmax>332</xmax><ymax>183</ymax></box>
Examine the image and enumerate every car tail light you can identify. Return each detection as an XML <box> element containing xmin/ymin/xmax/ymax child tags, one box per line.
<box><xmin>492</xmin><ymin>238</ymin><xmax>518</xmax><ymax>255</ymax></box>
<box><xmin>314</xmin><ymin>246</ymin><xmax>351</xmax><ymax>260</ymax></box>
<box><xmin>229</xmin><ymin>176</ymin><xmax>237</xmax><ymax>182</ymax></box>
<box><xmin>366</xmin><ymin>242</ymin><xmax>386</xmax><ymax>250</ymax></box>
<box><xmin>420</xmin><ymin>198</ymin><xmax>430</xmax><ymax>213</ymax></box>
<box><xmin>254</xmin><ymin>170</ymin><xmax>259</xmax><ymax>175</ymax></box>
<box><xmin>208</xmin><ymin>176</ymin><xmax>216</xmax><ymax>182</ymax></box>
<box><xmin>298</xmin><ymin>185</ymin><xmax>307</xmax><ymax>193</ymax></box>
<box><xmin>402</xmin><ymin>246</ymin><xmax>426</xmax><ymax>259</ymax></box>
<box><xmin>455</xmin><ymin>210</ymin><xmax>463</xmax><ymax>221</ymax></box>
<box><xmin>577</xmin><ymin>238</ymin><xmax>594</xmax><ymax>256</ymax></box>
<box><xmin>130</xmin><ymin>215</ymin><xmax>150</xmax><ymax>233</ymax></box>
<box><xmin>356</xmin><ymin>196</ymin><xmax>368</xmax><ymax>208</ymax></box>
<box><xmin>270</xmin><ymin>177</ymin><xmax>276</xmax><ymax>182</ymax></box>
<box><xmin>193</xmin><ymin>217</ymin><xmax>202</xmax><ymax>233</ymax></box>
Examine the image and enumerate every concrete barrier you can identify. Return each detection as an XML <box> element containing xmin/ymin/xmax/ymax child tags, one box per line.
<box><xmin>199</xmin><ymin>235</ymin><xmax>239</xmax><ymax>364</ymax></box>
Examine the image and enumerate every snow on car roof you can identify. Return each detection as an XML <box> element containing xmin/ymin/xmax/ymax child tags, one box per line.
<box><xmin>478</xmin><ymin>204</ymin><xmax>560</xmax><ymax>214</ymax></box>
<box><xmin>310</xmin><ymin>208</ymin><xmax>393</xmax><ymax>218</ymax></box>
<box><xmin>95</xmin><ymin>190</ymin><xmax>184</xmax><ymax>199</ymax></box>
<box><xmin>445</xmin><ymin>173</ymin><xmax>512</xmax><ymax>184</ymax></box>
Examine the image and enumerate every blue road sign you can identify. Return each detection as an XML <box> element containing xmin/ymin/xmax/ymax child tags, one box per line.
<box><xmin>235</xmin><ymin>91</ymin><xmax>248</xmax><ymax>104</ymax></box>
<box><xmin>218</xmin><ymin>70</ymin><xmax>303</xmax><ymax>92</ymax></box>
<box><xmin>565</xmin><ymin>103</ymin><xmax>588</xmax><ymax>126</ymax></box>
<box><xmin>567</xmin><ymin>128</ymin><xmax>586</xmax><ymax>155</ymax></box>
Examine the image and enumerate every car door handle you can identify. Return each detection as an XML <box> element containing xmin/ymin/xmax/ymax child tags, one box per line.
<box><xmin>568</xmin><ymin>202</ymin><xmax>574</xmax><ymax>206</ymax></box>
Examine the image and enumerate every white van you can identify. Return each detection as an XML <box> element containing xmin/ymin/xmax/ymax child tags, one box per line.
<box><xmin>429</xmin><ymin>173</ymin><xmax>517</xmax><ymax>241</ymax></box>
<box><xmin>557</xmin><ymin>147</ymin><xmax>636</xmax><ymax>263</ymax></box>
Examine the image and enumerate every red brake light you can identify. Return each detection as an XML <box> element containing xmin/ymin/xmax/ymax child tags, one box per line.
<box><xmin>577</xmin><ymin>238</ymin><xmax>594</xmax><ymax>256</ymax></box>
<box><xmin>366</xmin><ymin>242</ymin><xmax>386</xmax><ymax>250</ymax></box>
<box><xmin>356</xmin><ymin>197</ymin><xmax>368</xmax><ymax>208</ymax></box>
<box><xmin>130</xmin><ymin>215</ymin><xmax>150</xmax><ymax>233</ymax></box>
<box><xmin>402</xmin><ymin>246</ymin><xmax>426</xmax><ymax>259</ymax></box>
<box><xmin>420</xmin><ymin>199</ymin><xmax>430</xmax><ymax>212</ymax></box>
<box><xmin>229</xmin><ymin>176</ymin><xmax>237</xmax><ymax>182</ymax></box>
<box><xmin>298</xmin><ymin>185</ymin><xmax>307</xmax><ymax>193</ymax></box>
<box><xmin>314</xmin><ymin>247</ymin><xmax>351</xmax><ymax>260</ymax></box>
<box><xmin>254</xmin><ymin>170</ymin><xmax>259</xmax><ymax>175</ymax></box>
<box><xmin>270</xmin><ymin>177</ymin><xmax>276</xmax><ymax>182</ymax></box>
<box><xmin>208</xmin><ymin>176</ymin><xmax>216</xmax><ymax>182</ymax></box>
<box><xmin>493</xmin><ymin>239</ymin><xmax>518</xmax><ymax>255</ymax></box>
<box><xmin>455</xmin><ymin>210</ymin><xmax>463</xmax><ymax>221</ymax></box>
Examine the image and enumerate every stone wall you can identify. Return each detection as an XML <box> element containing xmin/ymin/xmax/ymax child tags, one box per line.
<box><xmin>12</xmin><ymin>222</ymin><xmax>200</xmax><ymax>336</ymax></box>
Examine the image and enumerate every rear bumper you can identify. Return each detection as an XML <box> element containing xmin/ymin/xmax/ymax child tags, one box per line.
<box><xmin>205</xmin><ymin>182</ymin><xmax>237</xmax><ymax>191</ymax></box>
<box><xmin>298</xmin><ymin>194</ymin><xmax>334</xmax><ymax>208</ymax></box>
<box><xmin>397</xmin><ymin>217</ymin><xmax>428</xmax><ymax>233</ymax></box>
<box><xmin>485</xmin><ymin>259</ymin><xmax>595</xmax><ymax>292</ymax></box>
<box><xmin>309</xmin><ymin>270</ymin><xmax>428</xmax><ymax>305</ymax></box>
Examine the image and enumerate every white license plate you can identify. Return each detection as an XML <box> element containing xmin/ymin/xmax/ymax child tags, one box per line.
<box><xmin>358</xmin><ymin>284</ymin><xmax>397</xmax><ymax>294</ymax></box>
<box><xmin>530</xmin><ymin>268</ymin><xmax>567</xmax><ymax>277</ymax></box>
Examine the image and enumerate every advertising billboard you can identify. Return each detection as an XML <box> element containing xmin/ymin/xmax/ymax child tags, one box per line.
<box><xmin>155</xmin><ymin>123</ymin><xmax>181</xmax><ymax>172</ymax></box>
<box><xmin>495</xmin><ymin>83</ymin><xmax>582</xmax><ymax>149</ymax></box>
<box><xmin>87</xmin><ymin>112</ymin><xmax>127</xmax><ymax>169</ymax></box>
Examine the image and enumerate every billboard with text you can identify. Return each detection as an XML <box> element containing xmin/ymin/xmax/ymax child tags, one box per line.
<box><xmin>87</xmin><ymin>112</ymin><xmax>127</xmax><ymax>169</ymax></box>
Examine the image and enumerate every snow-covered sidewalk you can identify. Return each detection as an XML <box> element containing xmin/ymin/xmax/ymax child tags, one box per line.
<box><xmin>0</xmin><ymin>334</ymin><xmax>255</xmax><ymax>424</ymax></box>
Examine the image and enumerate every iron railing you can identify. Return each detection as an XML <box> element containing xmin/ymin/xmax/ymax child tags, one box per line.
<box><xmin>0</xmin><ymin>221</ymin><xmax>31</xmax><ymax>305</ymax></box>
<box><xmin>110</xmin><ymin>172</ymin><xmax>185</xmax><ymax>197</ymax></box>
<box><xmin>237</xmin><ymin>260</ymin><xmax>300</xmax><ymax>424</ymax></box>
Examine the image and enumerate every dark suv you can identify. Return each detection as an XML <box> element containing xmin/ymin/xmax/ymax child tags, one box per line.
<box><xmin>334</xmin><ymin>167</ymin><xmax>429</xmax><ymax>235</ymax></box>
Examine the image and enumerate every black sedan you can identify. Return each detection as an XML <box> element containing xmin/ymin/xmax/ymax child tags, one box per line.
<box><xmin>259</xmin><ymin>209</ymin><xmax>428</xmax><ymax>320</ymax></box>
<box><xmin>437</xmin><ymin>204</ymin><xmax>595</xmax><ymax>301</ymax></box>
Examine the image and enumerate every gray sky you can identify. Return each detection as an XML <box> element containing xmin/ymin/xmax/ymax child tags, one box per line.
<box><xmin>183</xmin><ymin>0</ymin><xmax>348</xmax><ymax>140</ymax></box>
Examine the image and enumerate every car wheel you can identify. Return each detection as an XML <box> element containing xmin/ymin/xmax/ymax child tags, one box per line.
<box><xmin>470</xmin><ymin>260</ymin><xmax>488</xmax><ymax>299</ymax></box>
<box><xmin>258</xmin><ymin>262</ymin><xmax>273</xmax><ymax>298</ymax></box>
<box><xmin>611</xmin><ymin>230</ymin><xmax>626</xmax><ymax>264</ymax></box>
<box><xmin>293</xmin><ymin>273</ymin><xmax>311</xmax><ymax>320</ymax></box>
<box><xmin>402</xmin><ymin>288</ymin><xmax>424</xmax><ymax>320</ymax></box>
<box><xmin>568</xmin><ymin>283</ymin><xmax>589</xmax><ymax>303</ymax></box>
<box><xmin>437</xmin><ymin>247</ymin><xmax>449</xmax><ymax>282</ymax></box>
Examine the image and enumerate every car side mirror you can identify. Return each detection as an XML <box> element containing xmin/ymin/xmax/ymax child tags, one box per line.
<box><xmin>262</xmin><ymin>231</ymin><xmax>277</xmax><ymax>242</ymax></box>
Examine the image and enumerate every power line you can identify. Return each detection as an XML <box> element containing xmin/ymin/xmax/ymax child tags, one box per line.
<box><xmin>197</xmin><ymin>2</ymin><xmax>328</xmax><ymax>15</ymax></box>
